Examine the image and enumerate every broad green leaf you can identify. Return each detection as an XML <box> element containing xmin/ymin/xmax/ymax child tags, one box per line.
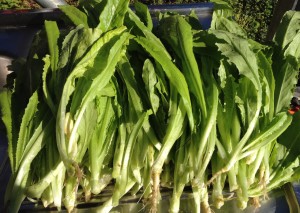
<box><xmin>117</xmin><ymin>56</ymin><xmax>161</xmax><ymax>149</ymax></box>
<box><xmin>278</xmin><ymin>112</ymin><xmax>300</xmax><ymax>164</ymax></box>
<box><xmin>158</xmin><ymin>15</ymin><xmax>207</xmax><ymax>119</ymax></box>
<box><xmin>135</xmin><ymin>36</ymin><xmax>194</xmax><ymax>130</ymax></box>
<box><xmin>272</xmin><ymin>11</ymin><xmax>300</xmax><ymax>113</ymax></box>
<box><xmin>117</xmin><ymin>56</ymin><xmax>144</xmax><ymax>115</ymax></box>
<box><xmin>194</xmin><ymin>56</ymin><xmax>219</xmax><ymax>176</ymax></box>
<box><xmin>217</xmin><ymin>67</ymin><xmax>239</xmax><ymax>153</ymax></box>
<box><xmin>44</xmin><ymin>21</ymin><xmax>60</xmax><ymax>74</ymax></box>
<box><xmin>15</xmin><ymin>91</ymin><xmax>39</xmax><ymax>172</ymax></box>
<box><xmin>26</xmin><ymin>161</ymin><xmax>64</xmax><ymax>199</ymax></box>
<box><xmin>210</xmin><ymin>0</ymin><xmax>234</xmax><ymax>27</ymax></box>
<box><xmin>273</xmin><ymin>60</ymin><xmax>299</xmax><ymax>113</ymax></box>
<box><xmin>8</xmin><ymin>58</ymin><xmax>40</xmax><ymax>147</ymax></box>
<box><xmin>210</xmin><ymin>0</ymin><xmax>232</xmax><ymax>13</ymax></box>
<box><xmin>134</xmin><ymin>1</ymin><xmax>153</xmax><ymax>30</ymax></box>
<box><xmin>236</xmin><ymin>77</ymin><xmax>258</xmax><ymax>127</ymax></box>
<box><xmin>98</xmin><ymin>0</ymin><xmax>129</xmax><ymax>32</ymax></box>
<box><xmin>75</xmin><ymin>26</ymin><xmax>127</xmax><ymax>69</ymax></box>
<box><xmin>125</xmin><ymin>8</ymin><xmax>166</xmax><ymax>52</ymax></box>
<box><xmin>212</xmin><ymin>30</ymin><xmax>262</xmax><ymax>131</ymax></box>
<box><xmin>256</xmin><ymin>50</ymin><xmax>275</xmax><ymax>120</ymax></box>
<box><xmin>142</xmin><ymin>59</ymin><xmax>160</xmax><ymax>114</ymax></box>
<box><xmin>42</xmin><ymin>55</ymin><xmax>55</xmax><ymax>114</ymax></box>
<box><xmin>211</xmin><ymin>16</ymin><xmax>247</xmax><ymax>37</ymax></box>
<box><xmin>75</xmin><ymin>0</ymin><xmax>108</xmax><ymax>28</ymax></box>
<box><xmin>273</xmin><ymin>11</ymin><xmax>300</xmax><ymax>52</ymax></box>
<box><xmin>210</xmin><ymin>0</ymin><xmax>246</xmax><ymax>37</ymax></box>
<box><xmin>284</xmin><ymin>32</ymin><xmax>300</xmax><ymax>60</ymax></box>
<box><xmin>212</xmin><ymin>30</ymin><xmax>261</xmax><ymax>92</ymax></box>
<box><xmin>57</xmin><ymin>26</ymin><xmax>99</xmax><ymax>94</ymax></box>
<box><xmin>75</xmin><ymin>98</ymin><xmax>99</xmax><ymax>162</ymax></box>
<box><xmin>59</xmin><ymin>5</ymin><xmax>89</xmax><ymax>28</ymax></box>
<box><xmin>153</xmin><ymin>61</ymin><xmax>169</xmax><ymax>110</ymax></box>
<box><xmin>58</xmin><ymin>25</ymin><xmax>89</xmax><ymax>70</ymax></box>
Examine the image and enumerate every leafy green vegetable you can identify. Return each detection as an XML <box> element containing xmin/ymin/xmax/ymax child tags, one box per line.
<box><xmin>135</xmin><ymin>36</ymin><xmax>194</xmax><ymax>130</ymax></box>
<box><xmin>59</xmin><ymin>5</ymin><xmax>89</xmax><ymax>28</ymax></box>
<box><xmin>158</xmin><ymin>15</ymin><xmax>207</xmax><ymax>119</ymax></box>
<box><xmin>278</xmin><ymin>112</ymin><xmax>300</xmax><ymax>164</ymax></box>
<box><xmin>134</xmin><ymin>1</ymin><xmax>153</xmax><ymax>30</ymax></box>
<box><xmin>1</xmin><ymin>1</ymin><xmax>300</xmax><ymax>213</ymax></box>
<box><xmin>273</xmin><ymin>11</ymin><xmax>300</xmax><ymax>113</ymax></box>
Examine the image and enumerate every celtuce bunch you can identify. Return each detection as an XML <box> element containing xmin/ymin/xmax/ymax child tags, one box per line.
<box><xmin>1</xmin><ymin>0</ymin><xmax>300</xmax><ymax>213</ymax></box>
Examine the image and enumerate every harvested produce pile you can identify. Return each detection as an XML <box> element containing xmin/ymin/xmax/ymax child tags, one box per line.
<box><xmin>1</xmin><ymin>0</ymin><xmax>300</xmax><ymax>212</ymax></box>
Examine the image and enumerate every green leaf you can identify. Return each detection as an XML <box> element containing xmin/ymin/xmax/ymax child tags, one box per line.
<box><xmin>74</xmin><ymin>26</ymin><xmax>127</xmax><ymax>70</ymax></box>
<box><xmin>117</xmin><ymin>56</ymin><xmax>144</xmax><ymax>115</ymax></box>
<box><xmin>75</xmin><ymin>98</ymin><xmax>99</xmax><ymax>162</ymax></box>
<box><xmin>15</xmin><ymin>91</ymin><xmax>39</xmax><ymax>172</ymax></box>
<box><xmin>142</xmin><ymin>59</ymin><xmax>160</xmax><ymax>114</ymax></box>
<box><xmin>284</xmin><ymin>32</ymin><xmax>300</xmax><ymax>60</ymax></box>
<box><xmin>273</xmin><ymin>61</ymin><xmax>299</xmax><ymax>114</ymax></box>
<box><xmin>273</xmin><ymin>11</ymin><xmax>300</xmax><ymax>52</ymax></box>
<box><xmin>272</xmin><ymin>11</ymin><xmax>300</xmax><ymax>113</ymax></box>
<box><xmin>212</xmin><ymin>30</ymin><xmax>261</xmax><ymax>92</ymax></box>
<box><xmin>256</xmin><ymin>49</ymin><xmax>275</xmax><ymax>120</ymax></box>
<box><xmin>211</xmin><ymin>16</ymin><xmax>247</xmax><ymax>37</ymax></box>
<box><xmin>117</xmin><ymin>56</ymin><xmax>162</xmax><ymax>150</ymax></box>
<box><xmin>134</xmin><ymin>1</ymin><xmax>153</xmax><ymax>30</ymax></box>
<box><xmin>217</xmin><ymin>66</ymin><xmax>239</xmax><ymax>153</ymax></box>
<box><xmin>42</xmin><ymin>55</ymin><xmax>55</xmax><ymax>114</ymax></box>
<box><xmin>125</xmin><ymin>8</ymin><xmax>166</xmax><ymax>50</ymax></box>
<box><xmin>278</xmin><ymin>112</ymin><xmax>300</xmax><ymax>163</ymax></box>
<box><xmin>44</xmin><ymin>21</ymin><xmax>60</xmax><ymax>74</ymax></box>
<box><xmin>158</xmin><ymin>15</ymin><xmax>207</xmax><ymax>119</ymax></box>
<box><xmin>213</xmin><ymin>30</ymin><xmax>262</xmax><ymax>131</ymax></box>
<box><xmin>59</xmin><ymin>25</ymin><xmax>126</xmax><ymax>122</ymax></box>
<box><xmin>98</xmin><ymin>0</ymin><xmax>129</xmax><ymax>32</ymax></box>
<box><xmin>59</xmin><ymin>5</ymin><xmax>89</xmax><ymax>28</ymax></box>
<box><xmin>135</xmin><ymin>36</ymin><xmax>194</xmax><ymax>130</ymax></box>
<box><xmin>58</xmin><ymin>26</ymin><xmax>96</xmax><ymax>75</ymax></box>
<box><xmin>210</xmin><ymin>0</ymin><xmax>234</xmax><ymax>23</ymax></box>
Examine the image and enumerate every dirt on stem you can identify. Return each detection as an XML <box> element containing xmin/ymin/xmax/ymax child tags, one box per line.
<box><xmin>150</xmin><ymin>169</ymin><xmax>161</xmax><ymax>213</ymax></box>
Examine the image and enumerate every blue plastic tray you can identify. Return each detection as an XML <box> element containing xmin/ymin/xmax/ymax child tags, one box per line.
<box><xmin>0</xmin><ymin>3</ymin><xmax>213</xmax><ymax>58</ymax></box>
